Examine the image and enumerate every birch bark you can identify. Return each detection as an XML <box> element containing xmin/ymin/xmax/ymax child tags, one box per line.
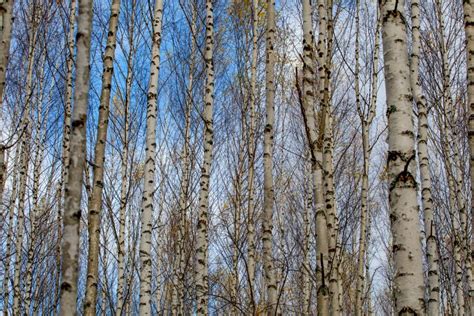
<box><xmin>246</xmin><ymin>1</ymin><xmax>258</xmax><ymax>311</ymax></box>
<box><xmin>380</xmin><ymin>0</ymin><xmax>425</xmax><ymax>313</ymax></box>
<box><xmin>463</xmin><ymin>0</ymin><xmax>474</xmax><ymax>309</ymax></box>
<box><xmin>83</xmin><ymin>0</ymin><xmax>121</xmax><ymax>313</ymax></box>
<box><xmin>138</xmin><ymin>0</ymin><xmax>163</xmax><ymax>314</ymax></box>
<box><xmin>59</xmin><ymin>0</ymin><xmax>94</xmax><ymax>313</ymax></box>
<box><xmin>262</xmin><ymin>0</ymin><xmax>278</xmax><ymax>313</ymax></box>
<box><xmin>195</xmin><ymin>0</ymin><xmax>215</xmax><ymax>313</ymax></box>
<box><xmin>410</xmin><ymin>0</ymin><xmax>440</xmax><ymax>314</ymax></box>
<box><xmin>355</xmin><ymin>5</ymin><xmax>380</xmax><ymax>316</ymax></box>
<box><xmin>116</xmin><ymin>5</ymin><xmax>134</xmax><ymax>315</ymax></box>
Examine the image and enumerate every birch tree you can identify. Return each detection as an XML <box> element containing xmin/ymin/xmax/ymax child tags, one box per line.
<box><xmin>116</xmin><ymin>3</ymin><xmax>136</xmax><ymax>315</ymax></box>
<box><xmin>262</xmin><ymin>0</ymin><xmax>278</xmax><ymax>313</ymax></box>
<box><xmin>195</xmin><ymin>0</ymin><xmax>215</xmax><ymax>313</ymax></box>
<box><xmin>83</xmin><ymin>0</ymin><xmax>121</xmax><ymax>313</ymax></box>
<box><xmin>0</xmin><ymin>0</ymin><xmax>14</xmax><ymax>201</ymax></box>
<box><xmin>138</xmin><ymin>0</ymin><xmax>163</xmax><ymax>314</ymax></box>
<box><xmin>59</xmin><ymin>0</ymin><xmax>94</xmax><ymax>313</ymax></box>
<box><xmin>410</xmin><ymin>0</ymin><xmax>440</xmax><ymax>313</ymax></box>
<box><xmin>380</xmin><ymin>0</ymin><xmax>425</xmax><ymax>313</ymax></box>
<box><xmin>463</xmin><ymin>0</ymin><xmax>474</xmax><ymax>310</ymax></box>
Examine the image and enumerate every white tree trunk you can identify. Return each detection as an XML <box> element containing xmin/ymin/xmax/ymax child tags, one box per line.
<box><xmin>463</xmin><ymin>0</ymin><xmax>474</xmax><ymax>310</ymax></box>
<box><xmin>246</xmin><ymin>1</ymin><xmax>258</xmax><ymax>312</ymax></box>
<box><xmin>380</xmin><ymin>0</ymin><xmax>425</xmax><ymax>314</ymax></box>
<box><xmin>410</xmin><ymin>0</ymin><xmax>440</xmax><ymax>314</ymax></box>
<box><xmin>13</xmin><ymin>15</ymin><xmax>38</xmax><ymax>313</ymax></box>
<box><xmin>195</xmin><ymin>0</ymin><xmax>215</xmax><ymax>314</ymax></box>
<box><xmin>59</xmin><ymin>0</ymin><xmax>94</xmax><ymax>313</ymax></box>
<box><xmin>83</xmin><ymin>0</ymin><xmax>121</xmax><ymax>313</ymax></box>
<box><xmin>0</xmin><ymin>0</ymin><xmax>14</xmax><ymax>205</ymax></box>
<box><xmin>55</xmin><ymin>0</ymin><xmax>76</xmax><ymax>308</ymax></box>
<box><xmin>138</xmin><ymin>0</ymin><xmax>163</xmax><ymax>314</ymax></box>
<box><xmin>116</xmin><ymin>7</ymin><xmax>134</xmax><ymax>315</ymax></box>
<box><xmin>0</xmin><ymin>0</ymin><xmax>13</xmax><ymax>104</ymax></box>
<box><xmin>355</xmin><ymin>5</ymin><xmax>380</xmax><ymax>315</ymax></box>
<box><xmin>301</xmin><ymin>0</ymin><xmax>329</xmax><ymax>313</ymax></box>
<box><xmin>262</xmin><ymin>0</ymin><xmax>278</xmax><ymax>313</ymax></box>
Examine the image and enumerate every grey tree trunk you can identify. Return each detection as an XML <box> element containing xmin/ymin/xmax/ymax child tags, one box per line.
<box><xmin>55</xmin><ymin>0</ymin><xmax>76</xmax><ymax>308</ymax></box>
<box><xmin>59</xmin><ymin>0</ymin><xmax>94</xmax><ymax>313</ymax></box>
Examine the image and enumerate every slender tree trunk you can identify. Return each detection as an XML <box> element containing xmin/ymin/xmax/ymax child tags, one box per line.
<box><xmin>380</xmin><ymin>0</ymin><xmax>425</xmax><ymax>314</ymax></box>
<box><xmin>138</xmin><ymin>0</ymin><xmax>163</xmax><ymax>314</ymax></box>
<box><xmin>1</xmin><ymin>140</ymin><xmax>20</xmax><ymax>312</ymax></box>
<box><xmin>355</xmin><ymin>5</ymin><xmax>380</xmax><ymax>316</ymax></box>
<box><xmin>302</xmin><ymin>174</ymin><xmax>312</xmax><ymax>315</ymax></box>
<box><xmin>300</xmin><ymin>0</ymin><xmax>329</xmax><ymax>314</ymax></box>
<box><xmin>436</xmin><ymin>2</ymin><xmax>468</xmax><ymax>310</ymax></box>
<box><xmin>319</xmin><ymin>0</ymin><xmax>338</xmax><ymax>313</ymax></box>
<box><xmin>262</xmin><ymin>0</ymin><xmax>278</xmax><ymax>313</ymax></box>
<box><xmin>195</xmin><ymin>0</ymin><xmax>215</xmax><ymax>313</ymax></box>
<box><xmin>55</xmin><ymin>0</ymin><xmax>77</xmax><ymax>309</ymax></box>
<box><xmin>13</xmin><ymin>14</ymin><xmax>38</xmax><ymax>313</ymax></box>
<box><xmin>231</xmin><ymin>144</ymin><xmax>244</xmax><ymax>315</ymax></box>
<box><xmin>172</xmin><ymin>6</ymin><xmax>196</xmax><ymax>313</ymax></box>
<box><xmin>246</xmin><ymin>2</ymin><xmax>258</xmax><ymax>313</ymax></box>
<box><xmin>83</xmin><ymin>0</ymin><xmax>121</xmax><ymax>313</ymax></box>
<box><xmin>0</xmin><ymin>0</ymin><xmax>13</xmax><ymax>104</ymax></box>
<box><xmin>59</xmin><ymin>0</ymin><xmax>94</xmax><ymax>313</ymax></box>
<box><xmin>0</xmin><ymin>0</ymin><xmax>14</xmax><ymax>204</ymax></box>
<box><xmin>463</xmin><ymin>0</ymin><xmax>474</xmax><ymax>310</ymax></box>
<box><xmin>116</xmin><ymin>6</ymin><xmax>134</xmax><ymax>315</ymax></box>
<box><xmin>409</xmin><ymin>0</ymin><xmax>440</xmax><ymax>314</ymax></box>
<box><xmin>25</xmin><ymin>53</ymin><xmax>48</xmax><ymax>313</ymax></box>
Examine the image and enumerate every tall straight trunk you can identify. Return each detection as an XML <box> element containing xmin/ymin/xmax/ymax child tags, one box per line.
<box><xmin>463</xmin><ymin>0</ymin><xmax>474</xmax><ymax>309</ymax></box>
<box><xmin>443</xmin><ymin>144</ymin><xmax>465</xmax><ymax>314</ymax></box>
<box><xmin>0</xmin><ymin>0</ymin><xmax>14</xmax><ymax>203</ymax></box>
<box><xmin>436</xmin><ymin>1</ymin><xmax>467</xmax><ymax>311</ymax></box>
<box><xmin>302</xmin><ymin>174</ymin><xmax>312</xmax><ymax>315</ymax></box>
<box><xmin>262</xmin><ymin>0</ymin><xmax>278</xmax><ymax>313</ymax></box>
<box><xmin>380</xmin><ymin>0</ymin><xmax>425</xmax><ymax>314</ymax></box>
<box><xmin>116</xmin><ymin>6</ymin><xmax>135</xmax><ymax>315</ymax></box>
<box><xmin>25</xmin><ymin>52</ymin><xmax>48</xmax><ymax>313</ymax></box>
<box><xmin>1</xmin><ymin>140</ymin><xmax>20</xmax><ymax>311</ymax></box>
<box><xmin>410</xmin><ymin>0</ymin><xmax>440</xmax><ymax>314</ymax></box>
<box><xmin>59</xmin><ymin>0</ymin><xmax>94</xmax><ymax>313</ymax></box>
<box><xmin>355</xmin><ymin>5</ymin><xmax>380</xmax><ymax>316</ymax></box>
<box><xmin>246</xmin><ymin>1</ymin><xmax>258</xmax><ymax>313</ymax></box>
<box><xmin>195</xmin><ymin>0</ymin><xmax>215</xmax><ymax>313</ymax></box>
<box><xmin>83</xmin><ymin>0</ymin><xmax>121</xmax><ymax>313</ymax></box>
<box><xmin>13</xmin><ymin>14</ymin><xmax>38</xmax><ymax>313</ymax></box>
<box><xmin>0</xmin><ymin>0</ymin><xmax>13</xmax><ymax>104</ymax></box>
<box><xmin>172</xmin><ymin>6</ymin><xmax>196</xmax><ymax>314</ymax></box>
<box><xmin>318</xmin><ymin>0</ymin><xmax>338</xmax><ymax>313</ymax></box>
<box><xmin>231</xmin><ymin>143</ymin><xmax>244</xmax><ymax>314</ymax></box>
<box><xmin>55</xmin><ymin>0</ymin><xmax>76</xmax><ymax>308</ymax></box>
<box><xmin>138</xmin><ymin>0</ymin><xmax>163</xmax><ymax>314</ymax></box>
<box><xmin>300</xmin><ymin>0</ymin><xmax>329</xmax><ymax>314</ymax></box>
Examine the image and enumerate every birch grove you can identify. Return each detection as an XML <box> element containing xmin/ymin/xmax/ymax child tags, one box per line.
<box><xmin>1</xmin><ymin>0</ymin><xmax>474</xmax><ymax>315</ymax></box>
